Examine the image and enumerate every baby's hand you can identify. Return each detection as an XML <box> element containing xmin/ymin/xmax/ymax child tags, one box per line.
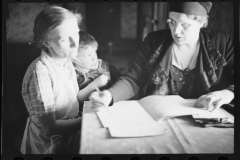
<box><xmin>92</xmin><ymin>74</ymin><xmax>109</xmax><ymax>88</ymax></box>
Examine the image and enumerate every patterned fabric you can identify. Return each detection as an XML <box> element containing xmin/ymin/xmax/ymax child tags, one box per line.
<box><xmin>75</xmin><ymin>59</ymin><xmax>121</xmax><ymax>90</ymax></box>
<box><xmin>171</xmin><ymin>65</ymin><xmax>198</xmax><ymax>98</ymax></box>
<box><xmin>146</xmin><ymin>29</ymin><xmax>227</xmax><ymax>97</ymax></box>
<box><xmin>21</xmin><ymin>51</ymin><xmax>80</xmax><ymax>154</ymax></box>
<box><xmin>22</xmin><ymin>57</ymin><xmax>56</xmax><ymax>116</ymax></box>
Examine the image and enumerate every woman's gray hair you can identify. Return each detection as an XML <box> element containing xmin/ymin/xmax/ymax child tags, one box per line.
<box><xmin>187</xmin><ymin>14</ymin><xmax>209</xmax><ymax>28</ymax></box>
<box><xmin>33</xmin><ymin>5</ymin><xmax>82</xmax><ymax>52</ymax></box>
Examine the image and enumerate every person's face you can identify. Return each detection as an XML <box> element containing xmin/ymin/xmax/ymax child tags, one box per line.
<box><xmin>168</xmin><ymin>12</ymin><xmax>203</xmax><ymax>45</ymax></box>
<box><xmin>46</xmin><ymin>17</ymin><xmax>80</xmax><ymax>59</ymax></box>
<box><xmin>75</xmin><ymin>46</ymin><xmax>98</xmax><ymax>70</ymax></box>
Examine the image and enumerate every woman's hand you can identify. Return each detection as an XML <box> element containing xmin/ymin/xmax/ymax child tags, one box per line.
<box><xmin>89</xmin><ymin>90</ymin><xmax>112</xmax><ymax>111</ymax></box>
<box><xmin>194</xmin><ymin>89</ymin><xmax>234</xmax><ymax>112</ymax></box>
<box><xmin>91</xmin><ymin>74</ymin><xmax>109</xmax><ymax>88</ymax></box>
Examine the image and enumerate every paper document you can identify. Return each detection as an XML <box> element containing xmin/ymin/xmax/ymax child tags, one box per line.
<box><xmin>109</xmin><ymin>121</ymin><xmax>168</xmax><ymax>137</ymax></box>
<box><xmin>96</xmin><ymin>95</ymin><xmax>232</xmax><ymax>137</ymax></box>
<box><xmin>96</xmin><ymin>101</ymin><xmax>169</xmax><ymax>137</ymax></box>
<box><xmin>97</xmin><ymin>101</ymin><xmax>156</xmax><ymax>127</ymax></box>
<box><xmin>192</xmin><ymin>108</ymin><xmax>233</xmax><ymax>119</ymax></box>
<box><xmin>138</xmin><ymin>95</ymin><xmax>230</xmax><ymax>121</ymax></box>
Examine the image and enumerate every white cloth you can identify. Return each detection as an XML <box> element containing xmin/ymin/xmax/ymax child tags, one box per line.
<box><xmin>21</xmin><ymin>51</ymin><xmax>80</xmax><ymax>154</ymax></box>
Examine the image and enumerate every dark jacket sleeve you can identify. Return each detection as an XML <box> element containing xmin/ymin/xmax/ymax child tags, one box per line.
<box><xmin>209</xmin><ymin>30</ymin><xmax>234</xmax><ymax>93</ymax></box>
<box><xmin>99</xmin><ymin>60</ymin><xmax>121</xmax><ymax>90</ymax></box>
<box><xmin>106</xmin><ymin>61</ymin><xmax>122</xmax><ymax>85</ymax></box>
<box><xmin>108</xmin><ymin>30</ymin><xmax>167</xmax><ymax>102</ymax></box>
<box><xmin>208</xmin><ymin>30</ymin><xmax>234</xmax><ymax>113</ymax></box>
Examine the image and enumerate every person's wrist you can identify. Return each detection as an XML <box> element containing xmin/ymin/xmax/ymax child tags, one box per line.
<box><xmin>104</xmin><ymin>90</ymin><xmax>113</xmax><ymax>106</ymax></box>
<box><xmin>109</xmin><ymin>97</ymin><xmax>114</xmax><ymax>106</ymax></box>
<box><xmin>223</xmin><ymin>89</ymin><xmax>234</xmax><ymax>98</ymax></box>
<box><xmin>224</xmin><ymin>89</ymin><xmax>234</xmax><ymax>94</ymax></box>
<box><xmin>220</xmin><ymin>89</ymin><xmax>234</xmax><ymax>104</ymax></box>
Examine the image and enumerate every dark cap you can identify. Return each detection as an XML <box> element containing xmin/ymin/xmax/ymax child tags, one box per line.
<box><xmin>169</xmin><ymin>2</ymin><xmax>212</xmax><ymax>16</ymax></box>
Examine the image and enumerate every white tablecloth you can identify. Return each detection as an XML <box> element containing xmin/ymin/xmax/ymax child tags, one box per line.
<box><xmin>79</xmin><ymin>102</ymin><xmax>234</xmax><ymax>154</ymax></box>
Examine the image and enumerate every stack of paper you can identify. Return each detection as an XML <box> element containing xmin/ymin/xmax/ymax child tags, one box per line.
<box><xmin>192</xmin><ymin>107</ymin><xmax>234</xmax><ymax>127</ymax></box>
<box><xmin>96</xmin><ymin>95</ymin><xmax>233</xmax><ymax>137</ymax></box>
<box><xmin>97</xmin><ymin>101</ymin><xmax>169</xmax><ymax>137</ymax></box>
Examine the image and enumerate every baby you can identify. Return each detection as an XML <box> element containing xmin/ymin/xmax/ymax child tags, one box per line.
<box><xmin>72</xmin><ymin>31</ymin><xmax>121</xmax><ymax>103</ymax></box>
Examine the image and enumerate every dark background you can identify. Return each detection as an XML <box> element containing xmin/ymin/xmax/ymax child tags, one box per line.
<box><xmin>2</xmin><ymin>1</ymin><xmax>234</xmax><ymax>155</ymax></box>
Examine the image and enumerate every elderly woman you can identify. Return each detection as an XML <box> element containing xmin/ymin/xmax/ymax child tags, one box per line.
<box><xmin>21</xmin><ymin>5</ymin><xmax>83</xmax><ymax>154</ymax></box>
<box><xmin>90</xmin><ymin>2</ymin><xmax>234</xmax><ymax>112</ymax></box>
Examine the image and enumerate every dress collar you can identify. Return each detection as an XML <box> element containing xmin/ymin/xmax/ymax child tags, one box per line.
<box><xmin>74</xmin><ymin>59</ymin><xmax>102</xmax><ymax>75</ymax></box>
<box><xmin>74</xmin><ymin>65</ymin><xmax>91</xmax><ymax>74</ymax></box>
<box><xmin>172</xmin><ymin>41</ymin><xmax>200</xmax><ymax>71</ymax></box>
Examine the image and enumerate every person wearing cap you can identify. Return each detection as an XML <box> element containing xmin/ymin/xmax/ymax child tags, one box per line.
<box><xmin>89</xmin><ymin>2</ymin><xmax>234</xmax><ymax>112</ymax></box>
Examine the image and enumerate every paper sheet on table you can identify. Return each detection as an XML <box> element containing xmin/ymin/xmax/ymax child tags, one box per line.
<box><xmin>97</xmin><ymin>101</ymin><xmax>156</xmax><ymax>127</ymax></box>
<box><xmin>138</xmin><ymin>95</ymin><xmax>230</xmax><ymax>121</ymax></box>
<box><xmin>109</xmin><ymin>121</ymin><xmax>168</xmax><ymax>137</ymax></box>
<box><xmin>97</xmin><ymin>96</ymin><xmax>231</xmax><ymax>125</ymax></box>
<box><xmin>192</xmin><ymin>108</ymin><xmax>234</xmax><ymax>121</ymax></box>
<box><xmin>96</xmin><ymin>95</ymin><xmax>231</xmax><ymax>137</ymax></box>
<box><xmin>97</xmin><ymin>101</ymin><xmax>169</xmax><ymax>137</ymax></box>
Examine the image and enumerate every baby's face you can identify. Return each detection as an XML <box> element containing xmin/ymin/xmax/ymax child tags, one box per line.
<box><xmin>75</xmin><ymin>46</ymin><xmax>98</xmax><ymax>70</ymax></box>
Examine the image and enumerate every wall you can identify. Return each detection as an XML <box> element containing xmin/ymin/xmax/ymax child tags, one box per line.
<box><xmin>120</xmin><ymin>2</ymin><xmax>137</xmax><ymax>39</ymax></box>
<box><xmin>6</xmin><ymin>3</ymin><xmax>86</xmax><ymax>44</ymax></box>
<box><xmin>6</xmin><ymin>3</ymin><xmax>49</xmax><ymax>43</ymax></box>
<box><xmin>207</xmin><ymin>2</ymin><xmax>234</xmax><ymax>39</ymax></box>
<box><xmin>64</xmin><ymin>3</ymin><xmax>86</xmax><ymax>31</ymax></box>
<box><xmin>6</xmin><ymin>2</ymin><xmax>234</xmax><ymax>43</ymax></box>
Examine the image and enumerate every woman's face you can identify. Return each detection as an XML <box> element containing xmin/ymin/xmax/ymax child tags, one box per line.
<box><xmin>75</xmin><ymin>46</ymin><xmax>99</xmax><ymax>70</ymax></box>
<box><xmin>46</xmin><ymin>17</ymin><xmax>80</xmax><ymax>59</ymax></box>
<box><xmin>168</xmin><ymin>12</ymin><xmax>203</xmax><ymax>46</ymax></box>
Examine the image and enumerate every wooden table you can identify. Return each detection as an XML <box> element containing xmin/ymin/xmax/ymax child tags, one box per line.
<box><xmin>79</xmin><ymin>101</ymin><xmax>234</xmax><ymax>154</ymax></box>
